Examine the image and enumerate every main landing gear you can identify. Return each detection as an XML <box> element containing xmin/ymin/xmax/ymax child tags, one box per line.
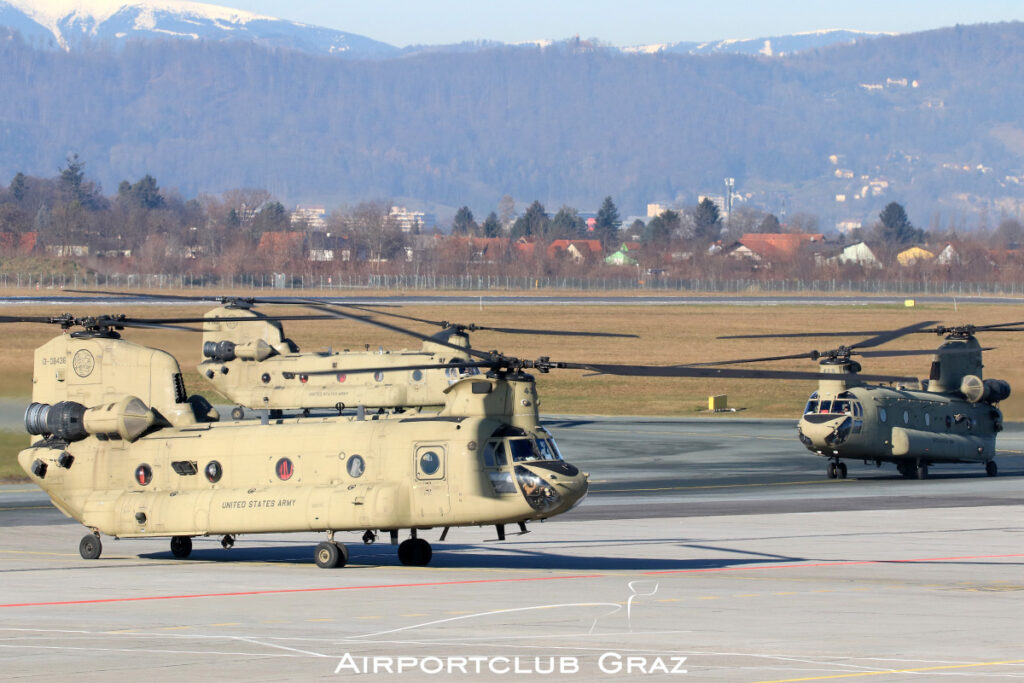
<box><xmin>898</xmin><ymin>461</ymin><xmax>929</xmax><ymax>479</ymax></box>
<box><xmin>397</xmin><ymin>530</ymin><xmax>432</xmax><ymax>566</ymax></box>
<box><xmin>79</xmin><ymin>532</ymin><xmax>102</xmax><ymax>559</ymax></box>
<box><xmin>827</xmin><ymin>459</ymin><xmax>848</xmax><ymax>479</ymax></box>
<box><xmin>986</xmin><ymin>460</ymin><xmax>998</xmax><ymax>477</ymax></box>
<box><xmin>315</xmin><ymin>531</ymin><xmax>349</xmax><ymax>568</ymax></box>
<box><xmin>313</xmin><ymin>529</ymin><xmax>433</xmax><ymax>568</ymax></box>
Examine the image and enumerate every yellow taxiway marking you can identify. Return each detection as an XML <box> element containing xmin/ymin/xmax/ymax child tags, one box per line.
<box><xmin>445</xmin><ymin>610</ymin><xmax>474</xmax><ymax>615</ymax></box>
<box><xmin>0</xmin><ymin>489</ymin><xmax>38</xmax><ymax>494</ymax></box>
<box><xmin>106</xmin><ymin>629</ymin><xmax>137</xmax><ymax>634</ymax></box>
<box><xmin>0</xmin><ymin>549</ymin><xmax>78</xmax><ymax>558</ymax></box>
<box><xmin>159</xmin><ymin>626</ymin><xmax>191</xmax><ymax>631</ymax></box>
<box><xmin>306</xmin><ymin>618</ymin><xmax>334</xmax><ymax>623</ymax></box>
<box><xmin>210</xmin><ymin>622</ymin><xmax>241</xmax><ymax>627</ymax></box>
<box><xmin>656</xmin><ymin>598</ymin><xmax>680</xmax><ymax>603</ymax></box>
<box><xmin>754</xmin><ymin>657</ymin><xmax>1024</xmax><ymax>682</ymax></box>
<box><xmin>0</xmin><ymin>506</ymin><xmax>52</xmax><ymax>511</ymax></box>
<box><xmin>594</xmin><ymin>479</ymin><xmax>853</xmax><ymax>494</ymax></box>
<box><xmin>696</xmin><ymin>596</ymin><xmax>719</xmax><ymax>600</ymax></box>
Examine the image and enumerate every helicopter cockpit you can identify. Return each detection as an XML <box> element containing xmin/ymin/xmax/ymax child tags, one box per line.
<box><xmin>803</xmin><ymin>391</ymin><xmax>863</xmax><ymax>418</ymax></box>
<box><xmin>480</xmin><ymin>427</ymin><xmax>574</xmax><ymax>514</ymax></box>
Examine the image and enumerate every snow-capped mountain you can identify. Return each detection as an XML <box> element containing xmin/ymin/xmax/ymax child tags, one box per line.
<box><xmin>0</xmin><ymin>0</ymin><xmax>398</xmax><ymax>56</ymax></box>
<box><xmin>624</xmin><ymin>29</ymin><xmax>889</xmax><ymax>57</ymax></box>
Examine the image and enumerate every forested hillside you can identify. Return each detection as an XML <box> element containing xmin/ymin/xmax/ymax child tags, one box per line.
<box><xmin>0</xmin><ymin>22</ymin><xmax>1022</xmax><ymax>223</ymax></box>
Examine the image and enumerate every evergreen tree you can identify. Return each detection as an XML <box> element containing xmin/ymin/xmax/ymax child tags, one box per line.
<box><xmin>873</xmin><ymin>202</ymin><xmax>924</xmax><ymax>244</ymax></box>
<box><xmin>9</xmin><ymin>172</ymin><xmax>26</xmax><ymax>202</ymax></box>
<box><xmin>693</xmin><ymin>198</ymin><xmax>721</xmax><ymax>242</ymax></box>
<box><xmin>594</xmin><ymin>196</ymin><xmax>621</xmax><ymax>248</ymax></box>
<box><xmin>511</xmin><ymin>200</ymin><xmax>548</xmax><ymax>238</ymax></box>
<box><xmin>481</xmin><ymin>211</ymin><xmax>501</xmax><ymax>238</ymax></box>
<box><xmin>451</xmin><ymin>206</ymin><xmax>476</xmax><ymax>235</ymax></box>
<box><xmin>550</xmin><ymin>205</ymin><xmax>585</xmax><ymax>238</ymax></box>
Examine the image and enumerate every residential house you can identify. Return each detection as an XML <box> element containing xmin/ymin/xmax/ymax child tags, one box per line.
<box><xmin>935</xmin><ymin>244</ymin><xmax>960</xmax><ymax>266</ymax></box>
<box><xmin>738</xmin><ymin>233</ymin><xmax>824</xmax><ymax>264</ymax></box>
<box><xmin>547</xmin><ymin>239</ymin><xmax>603</xmax><ymax>263</ymax></box>
<box><xmin>605</xmin><ymin>243</ymin><xmax>638</xmax><ymax>266</ymax></box>
<box><xmin>835</xmin><ymin>241</ymin><xmax>882</xmax><ymax>268</ymax></box>
<box><xmin>896</xmin><ymin>246</ymin><xmax>935</xmax><ymax>266</ymax></box>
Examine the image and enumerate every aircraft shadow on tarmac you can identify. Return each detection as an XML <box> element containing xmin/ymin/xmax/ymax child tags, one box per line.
<box><xmin>136</xmin><ymin>538</ymin><xmax>803</xmax><ymax>572</ymax></box>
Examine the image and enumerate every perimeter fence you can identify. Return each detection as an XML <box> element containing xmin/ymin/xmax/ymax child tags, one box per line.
<box><xmin>2</xmin><ymin>271</ymin><xmax>1024</xmax><ymax>296</ymax></box>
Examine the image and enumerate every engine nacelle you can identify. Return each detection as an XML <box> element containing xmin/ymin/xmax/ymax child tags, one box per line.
<box><xmin>960</xmin><ymin>375</ymin><xmax>1011</xmax><ymax>404</ymax></box>
<box><xmin>25</xmin><ymin>396</ymin><xmax>156</xmax><ymax>442</ymax></box>
<box><xmin>203</xmin><ymin>339</ymin><xmax>274</xmax><ymax>362</ymax></box>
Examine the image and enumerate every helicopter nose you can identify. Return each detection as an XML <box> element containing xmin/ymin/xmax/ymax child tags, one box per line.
<box><xmin>515</xmin><ymin>462</ymin><xmax>589</xmax><ymax>515</ymax></box>
<box><xmin>798</xmin><ymin>415</ymin><xmax>852</xmax><ymax>450</ymax></box>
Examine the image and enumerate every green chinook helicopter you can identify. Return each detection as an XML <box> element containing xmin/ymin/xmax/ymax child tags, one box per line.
<box><xmin>715</xmin><ymin>322</ymin><xmax>1018</xmax><ymax>479</ymax></box>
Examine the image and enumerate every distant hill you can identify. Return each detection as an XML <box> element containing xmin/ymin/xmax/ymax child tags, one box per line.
<box><xmin>0</xmin><ymin>0</ymin><xmax>398</xmax><ymax>56</ymax></box>
<box><xmin>0</xmin><ymin>19</ymin><xmax>1021</xmax><ymax>228</ymax></box>
<box><xmin>627</xmin><ymin>29</ymin><xmax>888</xmax><ymax>56</ymax></box>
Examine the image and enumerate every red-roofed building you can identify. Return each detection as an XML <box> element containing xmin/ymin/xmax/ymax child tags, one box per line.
<box><xmin>738</xmin><ymin>233</ymin><xmax>824</xmax><ymax>262</ymax></box>
<box><xmin>546</xmin><ymin>239</ymin><xmax>603</xmax><ymax>262</ymax></box>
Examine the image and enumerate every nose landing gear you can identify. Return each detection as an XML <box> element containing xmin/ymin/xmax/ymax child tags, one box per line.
<box><xmin>827</xmin><ymin>459</ymin><xmax>848</xmax><ymax>479</ymax></box>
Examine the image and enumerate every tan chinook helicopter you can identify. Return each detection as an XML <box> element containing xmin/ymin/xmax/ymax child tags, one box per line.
<box><xmin>16</xmin><ymin>310</ymin><xmax>891</xmax><ymax>567</ymax></box>
<box><xmin>714</xmin><ymin>322</ymin><xmax>1017</xmax><ymax>480</ymax></box>
<box><xmin>70</xmin><ymin>290</ymin><xmax>635</xmax><ymax>419</ymax></box>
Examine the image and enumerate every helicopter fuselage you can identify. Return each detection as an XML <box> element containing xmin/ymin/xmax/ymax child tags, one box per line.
<box><xmin>19</xmin><ymin>375</ymin><xmax>587</xmax><ymax>541</ymax></box>
<box><xmin>199</xmin><ymin>307</ymin><xmax>481</xmax><ymax>410</ymax></box>
<box><xmin>798</xmin><ymin>384</ymin><xmax>1001</xmax><ymax>466</ymax></box>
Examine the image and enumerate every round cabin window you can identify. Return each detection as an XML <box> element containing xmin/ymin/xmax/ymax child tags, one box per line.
<box><xmin>205</xmin><ymin>460</ymin><xmax>223</xmax><ymax>483</ymax></box>
<box><xmin>420</xmin><ymin>450</ymin><xmax>441</xmax><ymax>476</ymax></box>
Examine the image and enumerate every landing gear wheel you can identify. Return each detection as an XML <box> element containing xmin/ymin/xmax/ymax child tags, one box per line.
<box><xmin>170</xmin><ymin>535</ymin><xmax>193</xmax><ymax>558</ymax></box>
<box><xmin>986</xmin><ymin>460</ymin><xmax>998</xmax><ymax>477</ymax></box>
<box><xmin>837</xmin><ymin>462</ymin><xmax>848</xmax><ymax>479</ymax></box>
<box><xmin>221</xmin><ymin>535</ymin><xmax>235</xmax><ymax>549</ymax></box>
<box><xmin>827</xmin><ymin>462</ymin><xmax>838</xmax><ymax>479</ymax></box>
<box><xmin>79</xmin><ymin>533</ymin><xmax>102</xmax><ymax>560</ymax></box>
<box><xmin>230</xmin><ymin>406</ymin><xmax>245</xmax><ymax>420</ymax></box>
<box><xmin>916</xmin><ymin>463</ymin><xmax>929</xmax><ymax>480</ymax></box>
<box><xmin>398</xmin><ymin>538</ymin><xmax>433</xmax><ymax>566</ymax></box>
<box><xmin>315</xmin><ymin>541</ymin><xmax>348</xmax><ymax>568</ymax></box>
<box><xmin>897</xmin><ymin>463</ymin><xmax>913</xmax><ymax>478</ymax></box>
<box><xmin>362</xmin><ymin>530</ymin><xmax>376</xmax><ymax>545</ymax></box>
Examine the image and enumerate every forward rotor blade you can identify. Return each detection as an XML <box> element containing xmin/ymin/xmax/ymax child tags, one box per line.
<box><xmin>849</xmin><ymin>320</ymin><xmax>939</xmax><ymax>350</ymax></box>
<box><xmin>561</xmin><ymin>362</ymin><xmax>917</xmax><ymax>384</ymax></box>
<box><xmin>320</xmin><ymin>302</ymin><xmax>638</xmax><ymax>338</ymax></box>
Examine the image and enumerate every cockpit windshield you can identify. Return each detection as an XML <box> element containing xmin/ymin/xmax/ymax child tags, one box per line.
<box><xmin>804</xmin><ymin>392</ymin><xmax>862</xmax><ymax>417</ymax></box>
<box><xmin>484</xmin><ymin>436</ymin><xmax>563</xmax><ymax>466</ymax></box>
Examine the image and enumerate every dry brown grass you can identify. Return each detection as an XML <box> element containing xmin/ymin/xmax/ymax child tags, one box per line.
<box><xmin>2</xmin><ymin>296</ymin><xmax>1023</xmax><ymax>419</ymax></box>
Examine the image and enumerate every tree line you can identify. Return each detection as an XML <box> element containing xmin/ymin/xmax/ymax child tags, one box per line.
<box><xmin>2</xmin><ymin>160</ymin><xmax>1024</xmax><ymax>285</ymax></box>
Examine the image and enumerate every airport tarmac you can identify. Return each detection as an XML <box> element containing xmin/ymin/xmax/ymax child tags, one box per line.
<box><xmin>2</xmin><ymin>417</ymin><xmax>1024</xmax><ymax>681</ymax></box>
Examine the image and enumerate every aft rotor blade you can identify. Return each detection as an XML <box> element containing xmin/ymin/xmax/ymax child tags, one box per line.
<box><xmin>302</xmin><ymin>304</ymin><xmax>496</xmax><ymax>362</ymax></box>
<box><xmin>849</xmin><ymin>320</ymin><xmax>940</xmax><ymax>350</ymax></box>
<box><xmin>718</xmin><ymin>320</ymin><xmax>939</xmax><ymax>342</ymax></box>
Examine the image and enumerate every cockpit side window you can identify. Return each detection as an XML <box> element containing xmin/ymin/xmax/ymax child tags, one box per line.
<box><xmin>482</xmin><ymin>439</ymin><xmax>507</xmax><ymax>468</ymax></box>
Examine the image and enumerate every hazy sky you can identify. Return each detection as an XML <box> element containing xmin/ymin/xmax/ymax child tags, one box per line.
<box><xmin>227</xmin><ymin>0</ymin><xmax>1024</xmax><ymax>47</ymax></box>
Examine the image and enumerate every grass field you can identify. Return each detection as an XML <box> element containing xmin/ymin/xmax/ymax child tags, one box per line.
<box><xmin>2</xmin><ymin>293</ymin><xmax>1023</xmax><ymax>481</ymax></box>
